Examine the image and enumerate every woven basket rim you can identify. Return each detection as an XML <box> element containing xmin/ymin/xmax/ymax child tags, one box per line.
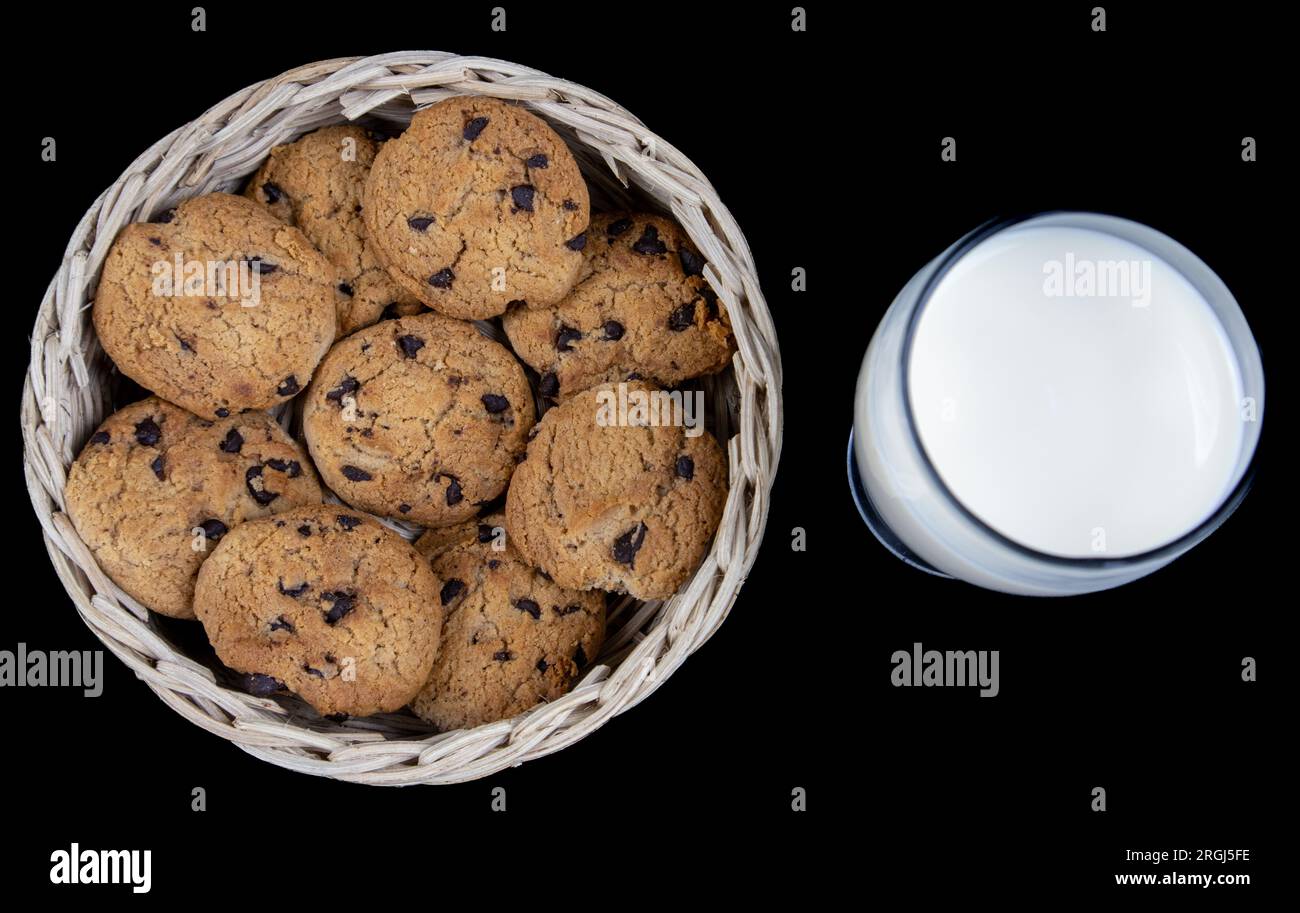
<box><xmin>21</xmin><ymin>51</ymin><xmax>783</xmax><ymax>785</ymax></box>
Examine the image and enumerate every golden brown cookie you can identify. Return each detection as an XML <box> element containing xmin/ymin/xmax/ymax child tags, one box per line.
<box><xmin>409</xmin><ymin>514</ymin><xmax>605</xmax><ymax>730</ymax></box>
<box><xmin>362</xmin><ymin>96</ymin><xmax>590</xmax><ymax>320</ymax></box>
<box><xmin>302</xmin><ymin>312</ymin><xmax>534</xmax><ymax>526</ymax></box>
<box><xmin>193</xmin><ymin>506</ymin><xmax>442</xmax><ymax>717</ymax></box>
<box><xmin>245</xmin><ymin>125</ymin><xmax>424</xmax><ymax>336</ymax></box>
<box><xmin>503</xmin><ymin>212</ymin><xmax>735</xmax><ymax>400</ymax></box>
<box><xmin>505</xmin><ymin>381</ymin><xmax>728</xmax><ymax>599</ymax></box>
<box><xmin>93</xmin><ymin>192</ymin><xmax>338</xmax><ymax>417</ymax></box>
<box><xmin>64</xmin><ymin>397</ymin><xmax>322</xmax><ymax>619</ymax></box>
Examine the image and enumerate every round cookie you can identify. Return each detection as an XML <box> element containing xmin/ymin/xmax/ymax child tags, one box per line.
<box><xmin>505</xmin><ymin>381</ymin><xmax>728</xmax><ymax>599</ymax></box>
<box><xmin>93</xmin><ymin>192</ymin><xmax>338</xmax><ymax>417</ymax></box>
<box><xmin>64</xmin><ymin>397</ymin><xmax>322</xmax><ymax>619</ymax></box>
<box><xmin>193</xmin><ymin>506</ymin><xmax>443</xmax><ymax>717</ymax></box>
<box><xmin>410</xmin><ymin>514</ymin><xmax>605</xmax><ymax>730</ymax></box>
<box><xmin>302</xmin><ymin>312</ymin><xmax>535</xmax><ymax>527</ymax></box>
<box><xmin>503</xmin><ymin>212</ymin><xmax>735</xmax><ymax>401</ymax></box>
<box><xmin>363</xmin><ymin>96</ymin><xmax>590</xmax><ymax>320</ymax></box>
<box><xmin>245</xmin><ymin>125</ymin><xmax>424</xmax><ymax>337</ymax></box>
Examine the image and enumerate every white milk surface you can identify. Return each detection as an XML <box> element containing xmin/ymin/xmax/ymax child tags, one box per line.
<box><xmin>907</xmin><ymin>225</ymin><xmax>1244</xmax><ymax>559</ymax></box>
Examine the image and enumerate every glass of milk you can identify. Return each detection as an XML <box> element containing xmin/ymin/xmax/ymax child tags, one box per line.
<box><xmin>849</xmin><ymin>212</ymin><xmax>1264</xmax><ymax>596</ymax></box>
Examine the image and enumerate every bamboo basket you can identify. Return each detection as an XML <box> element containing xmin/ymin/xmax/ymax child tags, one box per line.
<box><xmin>21</xmin><ymin>52</ymin><xmax>782</xmax><ymax>785</ymax></box>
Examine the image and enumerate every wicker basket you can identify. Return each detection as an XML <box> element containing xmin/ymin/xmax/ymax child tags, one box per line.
<box><xmin>21</xmin><ymin>52</ymin><xmax>782</xmax><ymax>785</ymax></box>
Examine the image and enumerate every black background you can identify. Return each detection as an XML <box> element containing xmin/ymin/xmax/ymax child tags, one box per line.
<box><xmin>4</xmin><ymin>2</ymin><xmax>1288</xmax><ymax>897</ymax></box>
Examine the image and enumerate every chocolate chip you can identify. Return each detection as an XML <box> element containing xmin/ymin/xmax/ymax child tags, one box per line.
<box><xmin>337</xmin><ymin>514</ymin><xmax>362</xmax><ymax>530</ymax></box>
<box><xmin>261</xmin><ymin>182</ymin><xmax>283</xmax><ymax>204</ymax></box>
<box><xmin>176</xmin><ymin>333</ymin><xmax>194</xmax><ymax>351</ymax></box>
<box><xmin>565</xmin><ymin>232</ymin><xmax>587</xmax><ymax>251</ymax></box>
<box><xmin>326</xmin><ymin>375</ymin><xmax>360</xmax><ymax>403</ymax></box>
<box><xmin>679</xmin><ymin>247</ymin><xmax>705</xmax><ymax>277</ymax></box>
<box><xmin>477</xmin><ymin>524</ymin><xmax>495</xmax><ymax>543</ymax></box>
<box><xmin>89</xmin><ymin>430</ymin><xmax>110</xmax><ymax>445</ymax></box>
<box><xmin>556</xmin><ymin>326</ymin><xmax>583</xmax><ymax>352</ymax></box>
<box><xmin>612</xmin><ymin>522</ymin><xmax>648</xmax><ymax>566</ymax></box>
<box><xmin>606</xmin><ymin>218</ymin><xmax>633</xmax><ymax>237</ymax></box>
<box><xmin>265</xmin><ymin>458</ymin><xmax>302</xmax><ymax>478</ymax></box>
<box><xmin>481</xmin><ymin>393</ymin><xmax>510</xmax><ymax>414</ymax></box>
<box><xmin>555</xmin><ymin>603</ymin><xmax>583</xmax><ymax>616</ymax></box>
<box><xmin>322</xmin><ymin>590</ymin><xmax>356</xmax><ymax>625</ymax></box>
<box><xmin>526</xmin><ymin>153</ymin><xmax>549</xmax><ymax>168</ymax></box>
<box><xmin>277</xmin><ymin>578</ymin><xmax>310</xmax><ymax>598</ymax></box>
<box><xmin>536</xmin><ymin>658</ymin><xmax>549</xmax><ymax>672</ymax></box>
<box><xmin>149</xmin><ymin>237</ymin><xmax>162</xmax><ymax>246</ymax></box>
<box><xmin>515</xmin><ymin>598</ymin><xmax>541</xmax><ymax>620</ymax></box>
<box><xmin>303</xmin><ymin>665</ymin><xmax>325</xmax><ymax>678</ymax></box>
<box><xmin>632</xmin><ymin>225</ymin><xmax>668</xmax><ymax>256</ymax></box>
<box><xmin>192</xmin><ymin>519</ymin><xmax>225</xmax><ymax>544</ymax></box>
<box><xmin>511</xmin><ymin>185</ymin><xmax>535</xmax><ymax>213</ymax></box>
<box><xmin>668</xmin><ymin>302</ymin><xmax>697</xmax><ymax>331</ymax></box>
<box><xmin>277</xmin><ymin>376</ymin><xmax>300</xmax><ymax>397</ymax></box>
<box><xmin>214</xmin><ymin>408</ymin><xmax>230</xmax><ymax>418</ymax></box>
<box><xmin>297</xmin><ymin>524</ymin><xmax>312</xmax><ymax>537</ymax></box>
<box><xmin>493</xmin><ymin>650</ymin><xmax>514</xmax><ymax>662</ymax></box>
<box><xmin>675</xmin><ymin>455</ymin><xmax>695</xmax><ymax>480</ymax></box>
<box><xmin>241</xmin><ymin>672</ymin><xmax>285</xmax><ymax>696</ymax></box>
<box><xmin>407</xmin><ymin>216</ymin><xmax>435</xmax><ymax>232</ymax></box>
<box><xmin>444</xmin><ymin>475</ymin><xmax>464</xmax><ymax>506</ymax></box>
<box><xmin>396</xmin><ymin>335</ymin><xmax>425</xmax><ymax>359</ymax></box>
<box><xmin>562</xmin><ymin>199</ymin><xmax>579</xmax><ymax>211</ymax></box>
<box><xmin>219</xmin><ymin>428</ymin><xmax>244</xmax><ymax>453</ymax></box>
<box><xmin>341</xmin><ymin>465</ymin><xmax>372</xmax><ymax>482</ymax></box>
<box><xmin>134</xmin><ymin>417</ymin><xmax>161</xmax><ymax>446</ymax></box>
<box><xmin>249</xmin><ymin>257</ymin><xmax>277</xmax><ymax>275</ymax></box>
<box><xmin>538</xmin><ymin>372</ymin><xmax>560</xmax><ymax>397</ymax></box>
<box><xmin>626</xmin><ymin>372</ymin><xmax>644</xmax><ymax>381</ymax></box>
<box><xmin>428</xmin><ymin>268</ymin><xmax>455</xmax><ymax>289</ymax></box>
<box><xmin>398</xmin><ymin>504</ymin><xmax>411</xmax><ymax>514</ymax></box>
<box><xmin>488</xmin><ymin>559</ymin><xmax>501</xmax><ymax>570</ymax></box>
<box><xmin>441</xmin><ymin>579</ymin><xmax>465</xmax><ymax>606</ymax></box>
<box><xmin>574</xmin><ymin>644</ymin><xmax>588</xmax><ymax>667</ymax></box>
<box><xmin>463</xmin><ymin>116</ymin><xmax>489</xmax><ymax>141</ymax></box>
<box><xmin>269</xmin><ymin>616</ymin><xmax>294</xmax><ymax>633</ymax></box>
<box><xmin>338</xmin><ymin>282</ymin><xmax>354</xmax><ymax>296</ymax></box>
<box><xmin>155</xmin><ymin>208</ymin><xmax>176</xmax><ymax>224</ymax></box>
<box><xmin>602</xmin><ymin>320</ymin><xmax>625</xmax><ymax>341</ymax></box>
<box><xmin>150</xmin><ymin>455</ymin><xmax>165</xmax><ymax>480</ymax></box>
<box><xmin>245</xmin><ymin>465</ymin><xmax>279</xmax><ymax>505</ymax></box>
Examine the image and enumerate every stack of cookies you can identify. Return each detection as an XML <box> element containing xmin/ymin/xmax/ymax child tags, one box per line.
<box><xmin>66</xmin><ymin>96</ymin><xmax>734</xmax><ymax>729</ymax></box>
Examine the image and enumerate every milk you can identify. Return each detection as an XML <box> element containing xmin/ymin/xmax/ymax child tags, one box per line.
<box><xmin>906</xmin><ymin>224</ymin><xmax>1245</xmax><ymax>558</ymax></box>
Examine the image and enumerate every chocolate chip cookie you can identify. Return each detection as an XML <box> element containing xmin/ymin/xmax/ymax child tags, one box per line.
<box><xmin>505</xmin><ymin>381</ymin><xmax>728</xmax><ymax>599</ymax></box>
<box><xmin>93</xmin><ymin>192</ymin><xmax>338</xmax><ymax>417</ymax></box>
<box><xmin>245</xmin><ymin>125</ymin><xmax>424</xmax><ymax>336</ymax></box>
<box><xmin>503</xmin><ymin>212</ymin><xmax>735</xmax><ymax>400</ymax></box>
<box><xmin>362</xmin><ymin>96</ymin><xmax>590</xmax><ymax>320</ymax></box>
<box><xmin>409</xmin><ymin>513</ymin><xmax>605</xmax><ymax>730</ymax></box>
<box><xmin>64</xmin><ymin>397</ymin><xmax>322</xmax><ymax>619</ymax></box>
<box><xmin>302</xmin><ymin>312</ymin><xmax>535</xmax><ymax>526</ymax></box>
<box><xmin>193</xmin><ymin>506</ymin><xmax>443</xmax><ymax>717</ymax></box>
